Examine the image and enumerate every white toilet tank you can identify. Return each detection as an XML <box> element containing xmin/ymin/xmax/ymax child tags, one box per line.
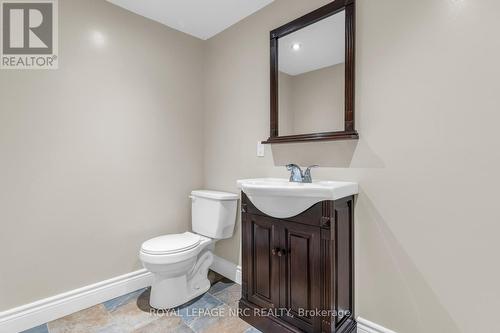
<box><xmin>190</xmin><ymin>190</ymin><xmax>239</xmax><ymax>239</ymax></box>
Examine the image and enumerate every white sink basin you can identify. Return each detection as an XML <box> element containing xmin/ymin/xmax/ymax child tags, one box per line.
<box><xmin>237</xmin><ymin>178</ymin><xmax>358</xmax><ymax>218</ymax></box>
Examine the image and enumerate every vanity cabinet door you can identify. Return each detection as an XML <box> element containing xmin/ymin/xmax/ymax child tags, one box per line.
<box><xmin>243</xmin><ymin>213</ymin><xmax>281</xmax><ymax>310</ymax></box>
<box><xmin>279</xmin><ymin>221</ymin><xmax>321</xmax><ymax>333</ymax></box>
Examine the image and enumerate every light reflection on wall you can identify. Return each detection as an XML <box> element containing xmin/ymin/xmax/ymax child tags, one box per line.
<box><xmin>90</xmin><ymin>30</ymin><xmax>106</xmax><ymax>47</ymax></box>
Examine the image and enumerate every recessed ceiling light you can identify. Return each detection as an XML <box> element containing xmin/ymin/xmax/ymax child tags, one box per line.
<box><xmin>291</xmin><ymin>43</ymin><xmax>301</xmax><ymax>51</ymax></box>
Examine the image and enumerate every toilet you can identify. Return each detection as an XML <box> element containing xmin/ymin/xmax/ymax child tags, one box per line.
<box><xmin>139</xmin><ymin>190</ymin><xmax>238</xmax><ymax>309</ymax></box>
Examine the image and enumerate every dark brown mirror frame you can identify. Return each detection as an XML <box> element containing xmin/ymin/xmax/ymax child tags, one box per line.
<box><xmin>264</xmin><ymin>0</ymin><xmax>358</xmax><ymax>144</ymax></box>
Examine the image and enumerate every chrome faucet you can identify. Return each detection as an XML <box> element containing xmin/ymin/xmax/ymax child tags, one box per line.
<box><xmin>286</xmin><ymin>164</ymin><xmax>319</xmax><ymax>183</ymax></box>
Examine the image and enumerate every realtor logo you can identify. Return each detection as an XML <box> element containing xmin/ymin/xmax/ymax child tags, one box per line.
<box><xmin>1</xmin><ymin>0</ymin><xmax>58</xmax><ymax>69</ymax></box>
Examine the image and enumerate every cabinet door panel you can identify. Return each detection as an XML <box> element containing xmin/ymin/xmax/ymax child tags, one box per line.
<box><xmin>245</xmin><ymin>214</ymin><xmax>280</xmax><ymax>309</ymax></box>
<box><xmin>280</xmin><ymin>221</ymin><xmax>321</xmax><ymax>332</ymax></box>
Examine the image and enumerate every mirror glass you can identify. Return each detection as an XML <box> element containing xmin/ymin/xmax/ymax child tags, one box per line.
<box><xmin>278</xmin><ymin>10</ymin><xmax>346</xmax><ymax>136</ymax></box>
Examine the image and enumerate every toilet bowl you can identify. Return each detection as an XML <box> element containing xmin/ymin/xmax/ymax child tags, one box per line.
<box><xmin>139</xmin><ymin>190</ymin><xmax>238</xmax><ymax>309</ymax></box>
<box><xmin>140</xmin><ymin>232</ymin><xmax>214</xmax><ymax>309</ymax></box>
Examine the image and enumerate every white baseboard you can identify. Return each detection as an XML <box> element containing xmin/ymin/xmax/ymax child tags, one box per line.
<box><xmin>0</xmin><ymin>269</ymin><xmax>153</xmax><ymax>333</ymax></box>
<box><xmin>357</xmin><ymin>317</ymin><xmax>398</xmax><ymax>333</ymax></box>
<box><xmin>210</xmin><ymin>255</ymin><xmax>242</xmax><ymax>285</ymax></box>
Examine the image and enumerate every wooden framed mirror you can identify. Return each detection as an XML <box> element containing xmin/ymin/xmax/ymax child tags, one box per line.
<box><xmin>264</xmin><ymin>0</ymin><xmax>358</xmax><ymax>144</ymax></box>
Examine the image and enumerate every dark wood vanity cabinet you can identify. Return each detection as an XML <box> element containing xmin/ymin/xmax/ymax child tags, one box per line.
<box><xmin>239</xmin><ymin>193</ymin><xmax>356</xmax><ymax>333</ymax></box>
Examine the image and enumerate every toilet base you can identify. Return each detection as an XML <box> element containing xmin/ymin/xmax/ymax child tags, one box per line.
<box><xmin>148</xmin><ymin>251</ymin><xmax>214</xmax><ymax>309</ymax></box>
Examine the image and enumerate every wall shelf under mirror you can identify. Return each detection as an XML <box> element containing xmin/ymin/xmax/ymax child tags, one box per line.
<box><xmin>264</xmin><ymin>0</ymin><xmax>358</xmax><ymax>144</ymax></box>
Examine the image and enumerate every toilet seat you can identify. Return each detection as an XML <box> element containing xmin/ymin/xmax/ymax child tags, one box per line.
<box><xmin>141</xmin><ymin>232</ymin><xmax>201</xmax><ymax>255</ymax></box>
<box><xmin>140</xmin><ymin>232</ymin><xmax>210</xmax><ymax>265</ymax></box>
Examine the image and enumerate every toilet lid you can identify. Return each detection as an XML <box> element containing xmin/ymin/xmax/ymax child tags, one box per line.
<box><xmin>141</xmin><ymin>232</ymin><xmax>201</xmax><ymax>255</ymax></box>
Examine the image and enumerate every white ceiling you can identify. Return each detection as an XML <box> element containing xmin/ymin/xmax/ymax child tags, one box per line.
<box><xmin>278</xmin><ymin>10</ymin><xmax>345</xmax><ymax>76</ymax></box>
<box><xmin>106</xmin><ymin>0</ymin><xmax>274</xmax><ymax>40</ymax></box>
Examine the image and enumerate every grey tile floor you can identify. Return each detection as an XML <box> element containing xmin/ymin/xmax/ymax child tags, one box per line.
<box><xmin>21</xmin><ymin>276</ymin><xmax>260</xmax><ymax>333</ymax></box>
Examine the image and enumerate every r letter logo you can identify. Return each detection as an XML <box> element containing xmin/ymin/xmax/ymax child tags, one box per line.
<box><xmin>1</xmin><ymin>0</ymin><xmax>58</xmax><ymax>69</ymax></box>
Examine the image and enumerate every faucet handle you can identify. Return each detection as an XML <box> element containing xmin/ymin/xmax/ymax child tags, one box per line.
<box><xmin>303</xmin><ymin>165</ymin><xmax>319</xmax><ymax>183</ymax></box>
<box><xmin>305</xmin><ymin>165</ymin><xmax>319</xmax><ymax>171</ymax></box>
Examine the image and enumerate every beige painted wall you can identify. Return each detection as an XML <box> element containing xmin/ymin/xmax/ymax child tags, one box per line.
<box><xmin>0</xmin><ymin>0</ymin><xmax>204</xmax><ymax>310</ymax></box>
<box><xmin>204</xmin><ymin>0</ymin><xmax>500</xmax><ymax>332</ymax></box>
<box><xmin>279</xmin><ymin>63</ymin><xmax>345</xmax><ymax>135</ymax></box>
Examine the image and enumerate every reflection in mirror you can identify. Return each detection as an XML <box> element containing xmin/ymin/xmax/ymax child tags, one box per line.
<box><xmin>278</xmin><ymin>10</ymin><xmax>345</xmax><ymax>136</ymax></box>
